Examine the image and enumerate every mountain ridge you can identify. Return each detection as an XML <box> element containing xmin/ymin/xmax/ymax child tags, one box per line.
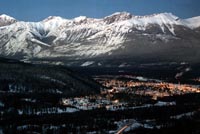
<box><xmin>0</xmin><ymin>12</ymin><xmax>200</xmax><ymax>66</ymax></box>
<box><xmin>1</xmin><ymin>12</ymin><xmax>200</xmax><ymax>23</ymax></box>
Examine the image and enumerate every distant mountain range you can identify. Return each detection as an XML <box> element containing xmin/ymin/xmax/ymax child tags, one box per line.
<box><xmin>0</xmin><ymin>12</ymin><xmax>200</xmax><ymax>67</ymax></box>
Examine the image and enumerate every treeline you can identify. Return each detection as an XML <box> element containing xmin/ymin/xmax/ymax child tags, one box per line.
<box><xmin>127</xmin><ymin>112</ymin><xmax>200</xmax><ymax>134</ymax></box>
<box><xmin>1</xmin><ymin>93</ymin><xmax>200</xmax><ymax>133</ymax></box>
<box><xmin>0</xmin><ymin>59</ymin><xmax>101</xmax><ymax>97</ymax></box>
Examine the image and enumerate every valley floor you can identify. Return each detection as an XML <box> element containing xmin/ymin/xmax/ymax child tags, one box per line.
<box><xmin>1</xmin><ymin>74</ymin><xmax>200</xmax><ymax>134</ymax></box>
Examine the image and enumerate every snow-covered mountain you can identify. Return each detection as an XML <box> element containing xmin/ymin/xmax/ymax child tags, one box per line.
<box><xmin>0</xmin><ymin>12</ymin><xmax>200</xmax><ymax>66</ymax></box>
<box><xmin>0</xmin><ymin>14</ymin><xmax>17</xmax><ymax>26</ymax></box>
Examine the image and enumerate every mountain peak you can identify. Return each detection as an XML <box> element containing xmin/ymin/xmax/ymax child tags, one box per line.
<box><xmin>156</xmin><ymin>12</ymin><xmax>179</xmax><ymax>20</ymax></box>
<box><xmin>104</xmin><ymin>12</ymin><xmax>133</xmax><ymax>24</ymax></box>
<box><xmin>41</xmin><ymin>16</ymin><xmax>70</xmax><ymax>29</ymax></box>
<box><xmin>0</xmin><ymin>14</ymin><xmax>16</xmax><ymax>21</ymax></box>
<box><xmin>184</xmin><ymin>16</ymin><xmax>200</xmax><ymax>28</ymax></box>
<box><xmin>43</xmin><ymin>16</ymin><xmax>66</xmax><ymax>22</ymax></box>
<box><xmin>132</xmin><ymin>12</ymin><xmax>179</xmax><ymax>21</ymax></box>
<box><xmin>109</xmin><ymin>12</ymin><xmax>132</xmax><ymax>17</ymax></box>
<box><xmin>74</xmin><ymin>16</ymin><xmax>87</xmax><ymax>22</ymax></box>
<box><xmin>0</xmin><ymin>14</ymin><xmax>17</xmax><ymax>27</ymax></box>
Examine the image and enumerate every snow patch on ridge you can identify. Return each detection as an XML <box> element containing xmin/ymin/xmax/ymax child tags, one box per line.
<box><xmin>184</xmin><ymin>16</ymin><xmax>200</xmax><ymax>28</ymax></box>
<box><xmin>81</xmin><ymin>61</ymin><xmax>94</xmax><ymax>66</ymax></box>
<box><xmin>74</xmin><ymin>16</ymin><xmax>87</xmax><ymax>22</ymax></box>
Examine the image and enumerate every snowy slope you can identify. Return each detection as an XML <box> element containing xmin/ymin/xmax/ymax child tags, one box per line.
<box><xmin>184</xmin><ymin>16</ymin><xmax>200</xmax><ymax>28</ymax></box>
<box><xmin>0</xmin><ymin>12</ymin><xmax>200</xmax><ymax>64</ymax></box>
<box><xmin>0</xmin><ymin>14</ymin><xmax>17</xmax><ymax>26</ymax></box>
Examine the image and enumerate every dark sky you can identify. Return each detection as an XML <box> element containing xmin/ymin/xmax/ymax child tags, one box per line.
<box><xmin>1</xmin><ymin>0</ymin><xmax>200</xmax><ymax>21</ymax></box>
